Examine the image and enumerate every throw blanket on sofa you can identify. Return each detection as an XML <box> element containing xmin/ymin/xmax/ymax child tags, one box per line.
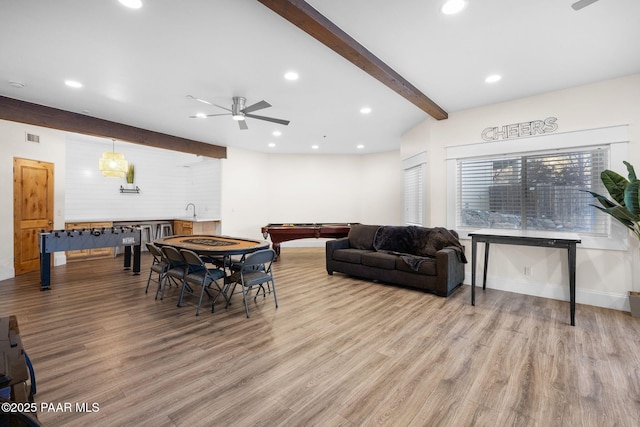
<box><xmin>374</xmin><ymin>226</ymin><xmax>467</xmax><ymax>271</ymax></box>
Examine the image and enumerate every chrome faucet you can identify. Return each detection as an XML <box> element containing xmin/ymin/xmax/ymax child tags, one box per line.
<box><xmin>185</xmin><ymin>203</ymin><xmax>196</xmax><ymax>218</ymax></box>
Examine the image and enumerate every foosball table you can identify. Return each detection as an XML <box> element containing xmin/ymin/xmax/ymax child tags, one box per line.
<box><xmin>39</xmin><ymin>226</ymin><xmax>142</xmax><ymax>290</ymax></box>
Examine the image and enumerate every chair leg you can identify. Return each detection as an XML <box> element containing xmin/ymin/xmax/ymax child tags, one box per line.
<box><xmin>145</xmin><ymin>268</ymin><xmax>154</xmax><ymax>293</ymax></box>
<box><xmin>196</xmin><ymin>283</ymin><xmax>206</xmax><ymax>316</ymax></box>
<box><xmin>177</xmin><ymin>280</ymin><xmax>187</xmax><ymax>307</ymax></box>
<box><xmin>271</xmin><ymin>279</ymin><xmax>278</xmax><ymax>308</ymax></box>
<box><xmin>225</xmin><ymin>283</ymin><xmax>238</xmax><ymax>308</ymax></box>
<box><xmin>156</xmin><ymin>273</ymin><xmax>167</xmax><ymax>300</ymax></box>
<box><xmin>241</xmin><ymin>282</ymin><xmax>251</xmax><ymax>318</ymax></box>
<box><xmin>210</xmin><ymin>281</ymin><xmax>230</xmax><ymax>313</ymax></box>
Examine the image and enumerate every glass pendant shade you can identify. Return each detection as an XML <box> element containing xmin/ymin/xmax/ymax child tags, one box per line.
<box><xmin>99</xmin><ymin>151</ymin><xmax>128</xmax><ymax>178</ymax></box>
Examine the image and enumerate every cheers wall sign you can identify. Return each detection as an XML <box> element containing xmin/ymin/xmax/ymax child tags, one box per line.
<box><xmin>481</xmin><ymin>117</ymin><xmax>558</xmax><ymax>142</ymax></box>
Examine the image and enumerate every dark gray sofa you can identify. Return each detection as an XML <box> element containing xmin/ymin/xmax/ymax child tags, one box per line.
<box><xmin>325</xmin><ymin>224</ymin><xmax>466</xmax><ymax>296</ymax></box>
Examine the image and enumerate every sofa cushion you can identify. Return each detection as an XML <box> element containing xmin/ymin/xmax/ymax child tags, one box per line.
<box><xmin>396</xmin><ymin>257</ymin><xmax>437</xmax><ymax>276</ymax></box>
<box><xmin>361</xmin><ymin>252</ymin><xmax>397</xmax><ymax>270</ymax></box>
<box><xmin>348</xmin><ymin>224</ymin><xmax>380</xmax><ymax>250</ymax></box>
<box><xmin>333</xmin><ymin>248</ymin><xmax>373</xmax><ymax>264</ymax></box>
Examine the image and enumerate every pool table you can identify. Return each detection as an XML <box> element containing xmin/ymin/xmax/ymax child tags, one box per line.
<box><xmin>261</xmin><ymin>223</ymin><xmax>357</xmax><ymax>260</ymax></box>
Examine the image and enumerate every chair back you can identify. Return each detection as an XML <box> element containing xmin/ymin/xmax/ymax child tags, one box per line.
<box><xmin>146</xmin><ymin>242</ymin><xmax>164</xmax><ymax>262</ymax></box>
<box><xmin>242</xmin><ymin>249</ymin><xmax>276</xmax><ymax>271</ymax></box>
<box><xmin>161</xmin><ymin>245</ymin><xmax>185</xmax><ymax>268</ymax></box>
<box><xmin>180</xmin><ymin>249</ymin><xmax>205</xmax><ymax>269</ymax></box>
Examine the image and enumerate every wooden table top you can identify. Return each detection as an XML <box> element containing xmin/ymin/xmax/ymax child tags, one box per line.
<box><xmin>154</xmin><ymin>235</ymin><xmax>269</xmax><ymax>256</ymax></box>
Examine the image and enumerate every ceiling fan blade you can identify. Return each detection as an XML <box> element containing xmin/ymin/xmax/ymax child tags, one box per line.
<box><xmin>242</xmin><ymin>100</ymin><xmax>271</xmax><ymax>114</ymax></box>
<box><xmin>188</xmin><ymin>113</ymin><xmax>230</xmax><ymax>118</ymax></box>
<box><xmin>571</xmin><ymin>0</ymin><xmax>599</xmax><ymax>10</ymax></box>
<box><xmin>187</xmin><ymin>95</ymin><xmax>232</xmax><ymax>112</ymax></box>
<box><xmin>212</xmin><ymin>103</ymin><xmax>232</xmax><ymax>112</ymax></box>
<box><xmin>186</xmin><ymin>94</ymin><xmax>211</xmax><ymax>105</ymax></box>
<box><xmin>244</xmin><ymin>113</ymin><xmax>290</xmax><ymax>126</ymax></box>
<box><xmin>238</xmin><ymin>120</ymin><xmax>249</xmax><ymax>130</ymax></box>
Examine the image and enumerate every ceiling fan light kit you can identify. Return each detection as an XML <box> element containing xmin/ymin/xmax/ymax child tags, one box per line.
<box><xmin>188</xmin><ymin>95</ymin><xmax>290</xmax><ymax>130</ymax></box>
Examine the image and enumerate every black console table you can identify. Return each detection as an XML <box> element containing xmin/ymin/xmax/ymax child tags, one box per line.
<box><xmin>469</xmin><ymin>229</ymin><xmax>581</xmax><ymax>326</ymax></box>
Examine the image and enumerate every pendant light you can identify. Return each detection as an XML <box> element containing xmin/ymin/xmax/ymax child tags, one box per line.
<box><xmin>99</xmin><ymin>139</ymin><xmax>128</xmax><ymax>178</ymax></box>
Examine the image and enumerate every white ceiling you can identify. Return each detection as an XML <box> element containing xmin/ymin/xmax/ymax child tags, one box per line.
<box><xmin>1</xmin><ymin>0</ymin><xmax>639</xmax><ymax>155</ymax></box>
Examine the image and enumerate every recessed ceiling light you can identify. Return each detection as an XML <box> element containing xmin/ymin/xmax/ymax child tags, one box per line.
<box><xmin>268</xmin><ymin>142</ymin><xmax>276</xmax><ymax>148</ymax></box>
<box><xmin>272</xmin><ymin>130</ymin><xmax>282</xmax><ymax>137</ymax></box>
<box><xmin>284</xmin><ymin>71</ymin><xmax>299</xmax><ymax>81</ymax></box>
<box><xmin>119</xmin><ymin>0</ymin><xmax>142</xmax><ymax>9</ymax></box>
<box><xmin>357</xmin><ymin>144</ymin><xmax>364</xmax><ymax>149</ymax></box>
<box><xmin>65</xmin><ymin>80</ymin><xmax>83</xmax><ymax>88</ymax></box>
<box><xmin>195</xmin><ymin>113</ymin><xmax>206</xmax><ymax>119</ymax></box>
<box><xmin>441</xmin><ymin>0</ymin><xmax>466</xmax><ymax>15</ymax></box>
<box><xmin>485</xmin><ymin>74</ymin><xmax>502</xmax><ymax>83</ymax></box>
<box><xmin>311</xmin><ymin>145</ymin><xmax>319</xmax><ymax>150</ymax></box>
<box><xmin>360</xmin><ymin>107</ymin><xmax>372</xmax><ymax>114</ymax></box>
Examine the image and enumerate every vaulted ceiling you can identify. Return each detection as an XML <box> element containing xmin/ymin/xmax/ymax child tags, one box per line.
<box><xmin>1</xmin><ymin>0</ymin><xmax>639</xmax><ymax>155</ymax></box>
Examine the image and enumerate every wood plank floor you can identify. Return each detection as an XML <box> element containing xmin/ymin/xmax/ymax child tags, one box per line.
<box><xmin>1</xmin><ymin>247</ymin><xmax>640</xmax><ymax>427</ymax></box>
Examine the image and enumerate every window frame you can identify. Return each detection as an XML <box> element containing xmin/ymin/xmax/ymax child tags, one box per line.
<box><xmin>446</xmin><ymin>125</ymin><xmax>629</xmax><ymax>250</ymax></box>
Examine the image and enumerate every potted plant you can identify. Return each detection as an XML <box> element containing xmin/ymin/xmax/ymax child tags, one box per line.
<box><xmin>584</xmin><ymin>160</ymin><xmax>640</xmax><ymax>317</ymax></box>
<box><xmin>126</xmin><ymin>164</ymin><xmax>135</xmax><ymax>186</ymax></box>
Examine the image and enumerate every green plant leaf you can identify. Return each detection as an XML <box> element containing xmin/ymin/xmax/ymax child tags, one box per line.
<box><xmin>601</xmin><ymin>169</ymin><xmax>629</xmax><ymax>204</ymax></box>
<box><xmin>625</xmin><ymin>180</ymin><xmax>640</xmax><ymax>216</ymax></box>
<box><xmin>625</xmin><ymin>160</ymin><xmax>638</xmax><ymax>182</ymax></box>
<box><xmin>601</xmin><ymin>204</ymin><xmax>640</xmax><ymax>225</ymax></box>
<box><xmin>592</xmin><ymin>205</ymin><xmax>636</xmax><ymax>229</ymax></box>
<box><xmin>581</xmin><ymin>190</ymin><xmax>617</xmax><ymax>209</ymax></box>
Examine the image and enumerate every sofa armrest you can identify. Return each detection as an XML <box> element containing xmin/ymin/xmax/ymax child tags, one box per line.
<box><xmin>435</xmin><ymin>246</ymin><xmax>466</xmax><ymax>296</ymax></box>
<box><xmin>326</xmin><ymin>237</ymin><xmax>350</xmax><ymax>274</ymax></box>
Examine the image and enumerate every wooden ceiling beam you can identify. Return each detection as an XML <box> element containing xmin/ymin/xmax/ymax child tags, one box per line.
<box><xmin>258</xmin><ymin>0</ymin><xmax>448</xmax><ymax>120</ymax></box>
<box><xmin>0</xmin><ymin>96</ymin><xmax>227</xmax><ymax>158</ymax></box>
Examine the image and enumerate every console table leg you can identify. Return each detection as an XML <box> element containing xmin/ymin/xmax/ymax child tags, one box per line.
<box><xmin>471</xmin><ymin>238</ymin><xmax>477</xmax><ymax>306</ymax></box>
<box><xmin>568</xmin><ymin>244</ymin><xmax>577</xmax><ymax>326</ymax></box>
<box><xmin>483</xmin><ymin>242</ymin><xmax>490</xmax><ymax>290</ymax></box>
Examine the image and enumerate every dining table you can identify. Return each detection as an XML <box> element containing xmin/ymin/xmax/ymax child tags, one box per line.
<box><xmin>153</xmin><ymin>234</ymin><xmax>271</xmax><ymax>305</ymax></box>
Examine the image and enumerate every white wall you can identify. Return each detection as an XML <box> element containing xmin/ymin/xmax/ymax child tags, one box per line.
<box><xmin>402</xmin><ymin>74</ymin><xmax>640</xmax><ymax>312</ymax></box>
<box><xmin>65</xmin><ymin>135</ymin><xmax>221</xmax><ymax>221</ymax></box>
<box><xmin>0</xmin><ymin>120</ymin><xmax>68</xmax><ymax>279</ymax></box>
<box><xmin>221</xmin><ymin>147</ymin><xmax>403</xmax><ymax>245</ymax></box>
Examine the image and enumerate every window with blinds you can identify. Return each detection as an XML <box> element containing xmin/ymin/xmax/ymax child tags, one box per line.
<box><xmin>457</xmin><ymin>146</ymin><xmax>609</xmax><ymax>234</ymax></box>
<box><xmin>404</xmin><ymin>164</ymin><xmax>424</xmax><ymax>226</ymax></box>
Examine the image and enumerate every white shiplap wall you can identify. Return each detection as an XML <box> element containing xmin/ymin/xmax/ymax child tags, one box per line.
<box><xmin>65</xmin><ymin>135</ymin><xmax>221</xmax><ymax>221</ymax></box>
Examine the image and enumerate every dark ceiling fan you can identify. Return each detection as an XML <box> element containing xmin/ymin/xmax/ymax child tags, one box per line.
<box><xmin>571</xmin><ymin>0</ymin><xmax>599</xmax><ymax>10</ymax></box>
<box><xmin>188</xmin><ymin>95</ymin><xmax>290</xmax><ymax>130</ymax></box>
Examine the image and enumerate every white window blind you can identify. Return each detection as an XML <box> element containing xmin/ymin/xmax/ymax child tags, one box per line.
<box><xmin>457</xmin><ymin>146</ymin><xmax>609</xmax><ymax>234</ymax></box>
<box><xmin>404</xmin><ymin>164</ymin><xmax>424</xmax><ymax>226</ymax></box>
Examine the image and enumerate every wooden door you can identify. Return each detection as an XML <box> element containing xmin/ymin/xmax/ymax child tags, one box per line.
<box><xmin>13</xmin><ymin>158</ymin><xmax>54</xmax><ymax>275</ymax></box>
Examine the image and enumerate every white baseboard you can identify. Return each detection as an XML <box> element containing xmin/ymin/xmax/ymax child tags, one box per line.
<box><xmin>0</xmin><ymin>267</ymin><xmax>13</xmax><ymax>282</ymax></box>
<box><xmin>463</xmin><ymin>276</ymin><xmax>630</xmax><ymax>313</ymax></box>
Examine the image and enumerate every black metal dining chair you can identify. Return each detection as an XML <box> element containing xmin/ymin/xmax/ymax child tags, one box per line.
<box><xmin>226</xmin><ymin>249</ymin><xmax>278</xmax><ymax>318</ymax></box>
<box><xmin>159</xmin><ymin>245</ymin><xmax>188</xmax><ymax>302</ymax></box>
<box><xmin>145</xmin><ymin>242</ymin><xmax>168</xmax><ymax>296</ymax></box>
<box><xmin>180</xmin><ymin>249</ymin><xmax>227</xmax><ymax>316</ymax></box>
